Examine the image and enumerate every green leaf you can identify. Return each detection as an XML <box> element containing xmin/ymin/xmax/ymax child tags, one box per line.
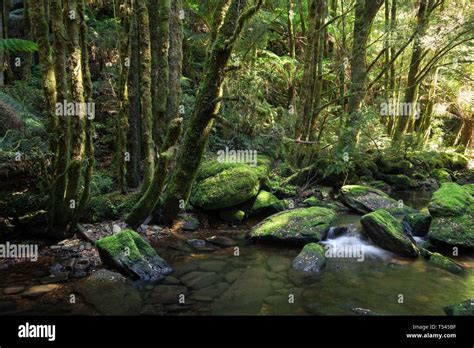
<box><xmin>0</xmin><ymin>39</ymin><xmax>38</xmax><ymax>53</ymax></box>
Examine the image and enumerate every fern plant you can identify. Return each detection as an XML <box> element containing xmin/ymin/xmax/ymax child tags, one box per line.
<box><xmin>0</xmin><ymin>38</ymin><xmax>38</xmax><ymax>53</ymax></box>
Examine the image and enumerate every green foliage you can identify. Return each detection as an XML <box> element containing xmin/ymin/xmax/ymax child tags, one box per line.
<box><xmin>0</xmin><ymin>39</ymin><xmax>38</xmax><ymax>53</ymax></box>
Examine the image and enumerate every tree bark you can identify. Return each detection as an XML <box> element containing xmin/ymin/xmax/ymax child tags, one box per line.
<box><xmin>160</xmin><ymin>0</ymin><xmax>263</xmax><ymax>224</ymax></box>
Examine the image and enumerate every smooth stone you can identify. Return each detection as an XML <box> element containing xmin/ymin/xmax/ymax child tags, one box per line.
<box><xmin>22</xmin><ymin>284</ymin><xmax>60</xmax><ymax>298</ymax></box>
<box><xmin>224</xmin><ymin>270</ymin><xmax>243</xmax><ymax>283</ymax></box>
<box><xmin>162</xmin><ymin>276</ymin><xmax>182</xmax><ymax>285</ymax></box>
<box><xmin>180</xmin><ymin>271</ymin><xmax>221</xmax><ymax>290</ymax></box>
<box><xmin>198</xmin><ymin>260</ymin><xmax>226</xmax><ymax>272</ymax></box>
<box><xmin>189</xmin><ymin>282</ymin><xmax>229</xmax><ymax>302</ymax></box>
<box><xmin>3</xmin><ymin>286</ymin><xmax>25</xmax><ymax>295</ymax></box>
<box><xmin>148</xmin><ymin>285</ymin><xmax>188</xmax><ymax>304</ymax></box>
<box><xmin>266</xmin><ymin>255</ymin><xmax>290</xmax><ymax>273</ymax></box>
<box><xmin>206</xmin><ymin>235</ymin><xmax>237</xmax><ymax>247</ymax></box>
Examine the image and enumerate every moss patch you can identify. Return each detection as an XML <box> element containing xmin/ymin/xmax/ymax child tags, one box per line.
<box><xmin>432</xmin><ymin>168</ymin><xmax>452</xmax><ymax>183</ymax></box>
<box><xmin>428</xmin><ymin>215</ymin><xmax>474</xmax><ymax>248</ymax></box>
<box><xmin>428</xmin><ymin>183</ymin><xmax>472</xmax><ymax>217</ymax></box>
<box><xmin>248</xmin><ymin>207</ymin><xmax>336</xmax><ymax>243</ymax></box>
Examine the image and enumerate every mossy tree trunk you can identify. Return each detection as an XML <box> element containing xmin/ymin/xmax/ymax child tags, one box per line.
<box><xmin>137</xmin><ymin>0</ymin><xmax>155</xmax><ymax>191</ymax></box>
<box><xmin>22</xmin><ymin>0</ymin><xmax>34</xmax><ymax>80</ymax></box>
<box><xmin>116</xmin><ymin>0</ymin><xmax>133</xmax><ymax>192</ymax></box>
<box><xmin>150</xmin><ymin>0</ymin><xmax>170</xmax><ymax>147</ymax></box>
<box><xmin>339</xmin><ymin>0</ymin><xmax>383</xmax><ymax>150</ymax></box>
<box><xmin>126</xmin><ymin>5</ymin><xmax>141</xmax><ymax>188</ymax></box>
<box><xmin>160</xmin><ymin>0</ymin><xmax>263</xmax><ymax>224</ymax></box>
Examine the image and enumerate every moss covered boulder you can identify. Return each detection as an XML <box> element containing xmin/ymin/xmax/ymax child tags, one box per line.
<box><xmin>250</xmin><ymin>190</ymin><xmax>287</xmax><ymax>215</ymax></box>
<box><xmin>360</xmin><ymin>209</ymin><xmax>419</xmax><ymax>257</ymax></box>
<box><xmin>444</xmin><ymin>299</ymin><xmax>474</xmax><ymax>316</ymax></box>
<box><xmin>191</xmin><ymin>161</ymin><xmax>260</xmax><ymax>210</ymax></box>
<box><xmin>340</xmin><ymin>185</ymin><xmax>415</xmax><ymax>215</ymax></box>
<box><xmin>248</xmin><ymin>207</ymin><xmax>337</xmax><ymax>243</ymax></box>
<box><xmin>97</xmin><ymin>229</ymin><xmax>172</xmax><ymax>283</ymax></box>
<box><xmin>292</xmin><ymin>243</ymin><xmax>326</xmax><ymax>273</ymax></box>
<box><xmin>219</xmin><ymin>208</ymin><xmax>245</xmax><ymax>223</ymax></box>
<box><xmin>428</xmin><ymin>215</ymin><xmax>474</xmax><ymax>248</ymax></box>
<box><xmin>403</xmin><ymin>212</ymin><xmax>432</xmax><ymax>237</ymax></box>
<box><xmin>428</xmin><ymin>183</ymin><xmax>472</xmax><ymax>217</ymax></box>
<box><xmin>383</xmin><ymin>174</ymin><xmax>412</xmax><ymax>190</ymax></box>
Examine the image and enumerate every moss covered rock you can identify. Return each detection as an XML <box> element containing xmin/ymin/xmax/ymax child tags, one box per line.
<box><xmin>383</xmin><ymin>174</ymin><xmax>412</xmax><ymax>190</ymax></box>
<box><xmin>292</xmin><ymin>243</ymin><xmax>326</xmax><ymax>273</ymax></box>
<box><xmin>360</xmin><ymin>209</ymin><xmax>419</xmax><ymax>257</ymax></box>
<box><xmin>97</xmin><ymin>229</ymin><xmax>172</xmax><ymax>283</ymax></box>
<box><xmin>340</xmin><ymin>185</ymin><xmax>415</xmax><ymax>215</ymax></box>
<box><xmin>248</xmin><ymin>207</ymin><xmax>337</xmax><ymax>243</ymax></box>
<box><xmin>421</xmin><ymin>249</ymin><xmax>464</xmax><ymax>275</ymax></box>
<box><xmin>432</xmin><ymin>168</ymin><xmax>452</xmax><ymax>183</ymax></box>
<box><xmin>403</xmin><ymin>212</ymin><xmax>432</xmax><ymax>237</ymax></box>
<box><xmin>444</xmin><ymin>299</ymin><xmax>474</xmax><ymax>316</ymax></box>
<box><xmin>463</xmin><ymin>184</ymin><xmax>474</xmax><ymax>196</ymax></box>
<box><xmin>250</xmin><ymin>190</ymin><xmax>286</xmax><ymax>215</ymax></box>
<box><xmin>428</xmin><ymin>215</ymin><xmax>474</xmax><ymax>248</ymax></box>
<box><xmin>191</xmin><ymin>161</ymin><xmax>260</xmax><ymax>210</ymax></box>
<box><xmin>428</xmin><ymin>183</ymin><xmax>472</xmax><ymax>217</ymax></box>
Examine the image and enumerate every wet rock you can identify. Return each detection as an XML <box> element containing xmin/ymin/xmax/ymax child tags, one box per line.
<box><xmin>250</xmin><ymin>190</ymin><xmax>286</xmax><ymax>215</ymax></box>
<box><xmin>189</xmin><ymin>282</ymin><xmax>229</xmax><ymax>302</ymax></box>
<box><xmin>186</xmin><ymin>239</ymin><xmax>218</xmax><ymax>252</ymax></box>
<box><xmin>352</xmin><ymin>307</ymin><xmax>377</xmax><ymax>316</ymax></box>
<box><xmin>162</xmin><ymin>276</ymin><xmax>181</xmax><ymax>285</ymax></box>
<box><xmin>198</xmin><ymin>260</ymin><xmax>226</xmax><ymax>272</ymax></box>
<box><xmin>403</xmin><ymin>213</ymin><xmax>432</xmax><ymax>237</ymax></box>
<box><xmin>22</xmin><ymin>284</ymin><xmax>60</xmax><ymax>299</ymax></box>
<box><xmin>75</xmin><ymin>269</ymin><xmax>142</xmax><ymax>315</ymax></box>
<box><xmin>428</xmin><ymin>183</ymin><xmax>472</xmax><ymax>217</ymax></box>
<box><xmin>340</xmin><ymin>185</ymin><xmax>415</xmax><ymax>215</ymax></box>
<box><xmin>420</xmin><ymin>249</ymin><xmax>464</xmax><ymax>275</ymax></box>
<box><xmin>173</xmin><ymin>261</ymin><xmax>201</xmax><ymax>278</ymax></box>
<box><xmin>40</xmin><ymin>272</ymin><xmax>68</xmax><ymax>284</ymax></box>
<box><xmin>428</xmin><ymin>215</ymin><xmax>474</xmax><ymax>249</ymax></box>
<box><xmin>248</xmin><ymin>207</ymin><xmax>337</xmax><ymax>243</ymax></box>
<box><xmin>147</xmin><ymin>285</ymin><xmax>188</xmax><ymax>304</ymax></box>
<box><xmin>206</xmin><ymin>235</ymin><xmax>237</xmax><ymax>247</ymax></box>
<box><xmin>3</xmin><ymin>285</ymin><xmax>25</xmax><ymax>295</ymax></box>
<box><xmin>181</xmin><ymin>214</ymin><xmax>200</xmax><ymax>231</ymax></box>
<box><xmin>180</xmin><ymin>271</ymin><xmax>221</xmax><ymax>290</ymax></box>
<box><xmin>224</xmin><ymin>269</ymin><xmax>243</xmax><ymax>283</ymax></box>
<box><xmin>97</xmin><ymin>229</ymin><xmax>172</xmax><ymax>283</ymax></box>
<box><xmin>292</xmin><ymin>243</ymin><xmax>326</xmax><ymax>273</ymax></box>
<box><xmin>360</xmin><ymin>209</ymin><xmax>419</xmax><ymax>258</ymax></box>
<box><xmin>444</xmin><ymin>299</ymin><xmax>474</xmax><ymax>316</ymax></box>
<box><xmin>219</xmin><ymin>208</ymin><xmax>245</xmax><ymax>223</ymax></box>
<box><xmin>212</xmin><ymin>267</ymin><xmax>272</xmax><ymax>315</ymax></box>
<box><xmin>266</xmin><ymin>255</ymin><xmax>290</xmax><ymax>273</ymax></box>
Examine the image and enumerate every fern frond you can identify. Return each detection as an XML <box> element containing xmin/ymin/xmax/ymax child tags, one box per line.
<box><xmin>0</xmin><ymin>39</ymin><xmax>38</xmax><ymax>53</ymax></box>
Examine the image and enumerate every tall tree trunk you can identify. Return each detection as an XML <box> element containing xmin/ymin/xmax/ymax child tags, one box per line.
<box><xmin>340</xmin><ymin>0</ymin><xmax>383</xmax><ymax>150</ymax></box>
<box><xmin>150</xmin><ymin>0</ymin><xmax>171</xmax><ymax>147</ymax></box>
<box><xmin>287</xmin><ymin>0</ymin><xmax>296</xmax><ymax>59</ymax></box>
<box><xmin>393</xmin><ymin>0</ymin><xmax>431</xmax><ymax>140</ymax></box>
<box><xmin>126</xmin><ymin>6</ymin><xmax>141</xmax><ymax>188</ymax></box>
<box><xmin>116</xmin><ymin>0</ymin><xmax>133</xmax><ymax>192</ymax></box>
<box><xmin>160</xmin><ymin>0</ymin><xmax>263</xmax><ymax>224</ymax></box>
<box><xmin>137</xmin><ymin>0</ymin><xmax>155</xmax><ymax>191</ymax></box>
<box><xmin>22</xmin><ymin>0</ymin><xmax>33</xmax><ymax>80</ymax></box>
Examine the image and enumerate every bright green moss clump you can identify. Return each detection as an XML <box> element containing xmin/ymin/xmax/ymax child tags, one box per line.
<box><xmin>432</xmin><ymin>168</ymin><xmax>452</xmax><ymax>183</ymax></box>
<box><xmin>428</xmin><ymin>182</ymin><xmax>472</xmax><ymax>217</ymax></box>
<box><xmin>251</xmin><ymin>190</ymin><xmax>286</xmax><ymax>215</ymax></box>
<box><xmin>97</xmin><ymin>229</ymin><xmax>155</xmax><ymax>262</ymax></box>
<box><xmin>248</xmin><ymin>207</ymin><xmax>336</xmax><ymax>243</ymax></box>
<box><xmin>428</xmin><ymin>215</ymin><xmax>474</xmax><ymax>248</ymax></box>
<box><xmin>191</xmin><ymin>164</ymin><xmax>260</xmax><ymax>210</ymax></box>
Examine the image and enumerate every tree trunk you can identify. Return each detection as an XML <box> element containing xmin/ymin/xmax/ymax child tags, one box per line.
<box><xmin>287</xmin><ymin>0</ymin><xmax>296</xmax><ymax>59</ymax></box>
<box><xmin>160</xmin><ymin>0</ymin><xmax>263</xmax><ymax>224</ymax></box>
<box><xmin>116</xmin><ymin>0</ymin><xmax>133</xmax><ymax>192</ymax></box>
<box><xmin>126</xmin><ymin>6</ymin><xmax>141</xmax><ymax>188</ymax></box>
<box><xmin>340</xmin><ymin>0</ymin><xmax>383</xmax><ymax>150</ymax></box>
<box><xmin>138</xmin><ymin>0</ymin><xmax>155</xmax><ymax>191</ymax></box>
<box><xmin>22</xmin><ymin>0</ymin><xmax>33</xmax><ymax>80</ymax></box>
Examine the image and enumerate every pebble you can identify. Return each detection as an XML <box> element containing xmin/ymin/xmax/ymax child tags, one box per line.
<box><xmin>3</xmin><ymin>286</ymin><xmax>26</xmax><ymax>295</ymax></box>
<box><xmin>22</xmin><ymin>284</ymin><xmax>60</xmax><ymax>299</ymax></box>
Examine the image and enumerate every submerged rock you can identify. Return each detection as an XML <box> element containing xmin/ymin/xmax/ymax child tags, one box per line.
<box><xmin>75</xmin><ymin>269</ymin><xmax>142</xmax><ymax>315</ymax></box>
<box><xmin>206</xmin><ymin>235</ymin><xmax>237</xmax><ymax>247</ymax></box>
<box><xmin>403</xmin><ymin>212</ymin><xmax>432</xmax><ymax>236</ymax></box>
<box><xmin>292</xmin><ymin>243</ymin><xmax>326</xmax><ymax>273</ymax></box>
<box><xmin>360</xmin><ymin>209</ymin><xmax>419</xmax><ymax>258</ymax></box>
<box><xmin>421</xmin><ymin>249</ymin><xmax>464</xmax><ymax>275</ymax></box>
<box><xmin>444</xmin><ymin>299</ymin><xmax>474</xmax><ymax>316</ymax></box>
<box><xmin>190</xmin><ymin>161</ymin><xmax>260</xmax><ymax>210</ymax></box>
<box><xmin>97</xmin><ymin>229</ymin><xmax>172</xmax><ymax>283</ymax></box>
<box><xmin>340</xmin><ymin>185</ymin><xmax>415</xmax><ymax>215</ymax></box>
<box><xmin>248</xmin><ymin>207</ymin><xmax>337</xmax><ymax>243</ymax></box>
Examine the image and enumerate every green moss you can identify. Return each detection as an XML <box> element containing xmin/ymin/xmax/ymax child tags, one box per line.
<box><xmin>427</xmin><ymin>252</ymin><xmax>464</xmax><ymax>275</ymax></box>
<box><xmin>251</xmin><ymin>190</ymin><xmax>285</xmax><ymax>214</ymax></box>
<box><xmin>444</xmin><ymin>299</ymin><xmax>474</xmax><ymax>316</ymax></box>
<box><xmin>191</xmin><ymin>165</ymin><xmax>260</xmax><ymax>210</ymax></box>
<box><xmin>360</xmin><ymin>209</ymin><xmax>419</xmax><ymax>257</ymax></box>
<box><xmin>432</xmin><ymin>169</ymin><xmax>452</xmax><ymax>183</ymax></box>
<box><xmin>428</xmin><ymin>215</ymin><xmax>474</xmax><ymax>248</ymax></box>
<box><xmin>84</xmin><ymin>192</ymin><xmax>141</xmax><ymax>222</ymax></box>
<box><xmin>428</xmin><ymin>183</ymin><xmax>472</xmax><ymax>217</ymax></box>
<box><xmin>292</xmin><ymin>242</ymin><xmax>326</xmax><ymax>272</ymax></box>
<box><xmin>303</xmin><ymin>196</ymin><xmax>319</xmax><ymax>206</ymax></box>
<box><xmin>97</xmin><ymin>229</ymin><xmax>152</xmax><ymax>262</ymax></box>
<box><xmin>403</xmin><ymin>212</ymin><xmax>431</xmax><ymax>236</ymax></box>
<box><xmin>463</xmin><ymin>184</ymin><xmax>474</xmax><ymax>196</ymax></box>
<box><xmin>249</xmin><ymin>207</ymin><xmax>337</xmax><ymax>242</ymax></box>
<box><xmin>384</xmin><ymin>174</ymin><xmax>412</xmax><ymax>189</ymax></box>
